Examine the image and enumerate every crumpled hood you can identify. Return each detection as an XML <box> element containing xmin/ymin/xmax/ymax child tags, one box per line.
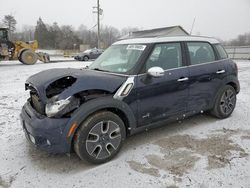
<box><xmin>26</xmin><ymin>68</ymin><xmax>128</xmax><ymax>102</ymax></box>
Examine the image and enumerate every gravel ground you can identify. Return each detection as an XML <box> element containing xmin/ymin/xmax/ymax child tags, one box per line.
<box><xmin>0</xmin><ymin>59</ymin><xmax>250</xmax><ymax>188</ymax></box>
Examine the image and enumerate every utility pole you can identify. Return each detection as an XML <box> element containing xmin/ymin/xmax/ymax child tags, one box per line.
<box><xmin>93</xmin><ymin>0</ymin><xmax>102</xmax><ymax>48</ymax></box>
<box><xmin>97</xmin><ymin>0</ymin><xmax>100</xmax><ymax>49</ymax></box>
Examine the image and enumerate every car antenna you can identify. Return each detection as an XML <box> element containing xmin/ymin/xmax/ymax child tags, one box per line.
<box><xmin>190</xmin><ymin>17</ymin><xmax>196</xmax><ymax>35</ymax></box>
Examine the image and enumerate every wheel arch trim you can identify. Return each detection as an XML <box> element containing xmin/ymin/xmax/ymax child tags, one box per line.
<box><xmin>63</xmin><ymin>96</ymin><xmax>137</xmax><ymax>151</ymax></box>
<box><xmin>209</xmin><ymin>76</ymin><xmax>239</xmax><ymax>109</ymax></box>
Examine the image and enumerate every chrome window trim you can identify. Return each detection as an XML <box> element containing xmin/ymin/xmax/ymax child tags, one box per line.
<box><xmin>137</xmin><ymin>58</ymin><xmax>229</xmax><ymax>77</ymax></box>
<box><xmin>186</xmin><ymin>58</ymin><xmax>229</xmax><ymax>68</ymax></box>
<box><xmin>88</xmin><ymin>58</ymin><xmax>229</xmax><ymax>77</ymax></box>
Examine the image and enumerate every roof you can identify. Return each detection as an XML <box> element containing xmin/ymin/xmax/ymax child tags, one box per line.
<box><xmin>114</xmin><ymin>36</ymin><xmax>220</xmax><ymax>45</ymax></box>
<box><xmin>119</xmin><ymin>26</ymin><xmax>189</xmax><ymax>40</ymax></box>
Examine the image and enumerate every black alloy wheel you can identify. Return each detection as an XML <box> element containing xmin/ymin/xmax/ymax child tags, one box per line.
<box><xmin>211</xmin><ymin>85</ymin><xmax>237</xmax><ymax>119</ymax></box>
<box><xmin>74</xmin><ymin>111</ymin><xmax>126</xmax><ymax>164</ymax></box>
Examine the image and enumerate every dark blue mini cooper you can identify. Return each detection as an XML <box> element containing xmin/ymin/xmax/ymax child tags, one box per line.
<box><xmin>21</xmin><ymin>36</ymin><xmax>240</xmax><ymax>164</ymax></box>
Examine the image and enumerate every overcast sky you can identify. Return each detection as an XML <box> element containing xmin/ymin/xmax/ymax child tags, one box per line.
<box><xmin>0</xmin><ymin>0</ymin><xmax>249</xmax><ymax>40</ymax></box>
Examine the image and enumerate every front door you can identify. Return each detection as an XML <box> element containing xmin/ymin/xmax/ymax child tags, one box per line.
<box><xmin>136</xmin><ymin>42</ymin><xmax>189</xmax><ymax>126</ymax></box>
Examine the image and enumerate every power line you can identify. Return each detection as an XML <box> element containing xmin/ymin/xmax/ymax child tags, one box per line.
<box><xmin>89</xmin><ymin>24</ymin><xmax>97</xmax><ymax>31</ymax></box>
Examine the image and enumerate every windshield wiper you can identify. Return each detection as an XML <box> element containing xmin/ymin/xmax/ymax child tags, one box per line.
<box><xmin>93</xmin><ymin>68</ymin><xmax>110</xmax><ymax>72</ymax></box>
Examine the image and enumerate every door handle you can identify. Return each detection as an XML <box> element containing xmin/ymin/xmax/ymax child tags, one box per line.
<box><xmin>177</xmin><ymin>77</ymin><xmax>189</xmax><ymax>82</ymax></box>
<box><xmin>216</xmin><ymin>70</ymin><xmax>225</xmax><ymax>74</ymax></box>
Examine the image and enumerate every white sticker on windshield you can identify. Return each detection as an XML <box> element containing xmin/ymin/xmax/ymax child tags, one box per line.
<box><xmin>126</xmin><ymin>45</ymin><xmax>146</xmax><ymax>51</ymax></box>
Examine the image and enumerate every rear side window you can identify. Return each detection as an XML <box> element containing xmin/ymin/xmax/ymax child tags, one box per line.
<box><xmin>187</xmin><ymin>42</ymin><xmax>215</xmax><ymax>65</ymax></box>
<box><xmin>215</xmin><ymin>44</ymin><xmax>228</xmax><ymax>59</ymax></box>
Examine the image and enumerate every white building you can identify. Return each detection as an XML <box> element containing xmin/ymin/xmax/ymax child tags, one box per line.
<box><xmin>120</xmin><ymin>25</ymin><xmax>189</xmax><ymax>40</ymax></box>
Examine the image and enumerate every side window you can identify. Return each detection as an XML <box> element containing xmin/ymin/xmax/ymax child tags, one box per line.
<box><xmin>146</xmin><ymin>43</ymin><xmax>182</xmax><ymax>70</ymax></box>
<box><xmin>187</xmin><ymin>42</ymin><xmax>215</xmax><ymax>65</ymax></box>
<box><xmin>0</xmin><ymin>31</ymin><xmax>3</xmax><ymax>38</ymax></box>
<box><xmin>215</xmin><ymin>44</ymin><xmax>228</xmax><ymax>59</ymax></box>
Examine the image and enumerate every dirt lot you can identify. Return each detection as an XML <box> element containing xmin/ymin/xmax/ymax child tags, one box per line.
<box><xmin>0</xmin><ymin>60</ymin><xmax>250</xmax><ymax>188</ymax></box>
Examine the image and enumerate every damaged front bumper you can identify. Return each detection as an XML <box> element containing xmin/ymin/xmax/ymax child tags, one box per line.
<box><xmin>20</xmin><ymin>101</ymin><xmax>72</xmax><ymax>153</ymax></box>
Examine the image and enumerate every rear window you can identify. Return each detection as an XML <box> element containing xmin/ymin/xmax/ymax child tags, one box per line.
<box><xmin>215</xmin><ymin>44</ymin><xmax>228</xmax><ymax>59</ymax></box>
<box><xmin>187</xmin><ymin>42</ymin><xmax>216</xmax><ymax>65</ymax></box>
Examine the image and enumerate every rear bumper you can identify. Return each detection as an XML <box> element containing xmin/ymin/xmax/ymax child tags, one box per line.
<box><xmin>20</xmin><ymin>101</ymin><xmax>71</xmax><ymax>153</ymax></box>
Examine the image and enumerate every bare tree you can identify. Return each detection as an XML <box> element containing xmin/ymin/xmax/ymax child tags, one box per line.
<box><xmin>120</xmin><ymin>27</ymin><xmax>140</xmax><ymax>36</ymax></box>
<box><xmin>9</xmin><ymin>17</ymin><xmax>147</xmax><ymax>49</ymax></box>
<box><xmin>226</xmin><ymin>32</ymin><xmax>250</xmax><ymax>46</ymax></box>
<box><xmin>58</xmin><ymin>25</ymin><xmax>81</xmax><ymax>49</ymax></box>
<box><xmin>12</xmin><ymin>25</ymin><xmax>35</xmax><ymax>42</ymax></box>
<box><xmin>101</xmin><ymin>25</ymin><xmax>120</xmax><ymax>48</ymax></box>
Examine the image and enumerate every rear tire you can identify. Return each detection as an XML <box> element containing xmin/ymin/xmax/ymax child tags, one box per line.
<box><xmin>20</xmin><ymin>50</ymin><xmax>38</xmax><ymax>65</ymax></box>
<box><xmin>74</xmin><ymin>111</ymin><xmax>126</xmax><ymax>164</ymax></box>
<box><xmin>210</xmin><ymin>85</ymin><xmax>236</xmax><ymax>119</ymax></box>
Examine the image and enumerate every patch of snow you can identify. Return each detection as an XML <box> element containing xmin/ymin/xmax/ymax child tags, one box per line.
<box><xmin>0</xmin><ymin>59</ymin><xmax>250</xmax><ymax>187</ymax></box>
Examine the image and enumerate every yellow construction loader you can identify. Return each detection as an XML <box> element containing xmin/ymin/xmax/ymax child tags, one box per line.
<box><xmin>0</xmin><ymin>28</ymin><xmax>50</xmax><ymax>65</ymax></box>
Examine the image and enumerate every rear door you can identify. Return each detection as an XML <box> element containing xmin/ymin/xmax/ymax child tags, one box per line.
<box><xmin>90</xmin><ymin>49</ymin><xmax>98</xmax><ymax>59</ymax></box>
<box><xmin>136</xmin><ymin>42</ymin><xmax>189</xmax><ymax>126</ymax></box>
<box><xmin>186</xmin><ymin>42</ymin><xmax>226</xmax><ymax>113</ymax></box>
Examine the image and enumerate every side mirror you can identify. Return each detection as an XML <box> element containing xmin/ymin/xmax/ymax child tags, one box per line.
<box><xmin>147</xmin><ymin>67</ymin><xmax>164</xmax><ymax>78</ymax></box>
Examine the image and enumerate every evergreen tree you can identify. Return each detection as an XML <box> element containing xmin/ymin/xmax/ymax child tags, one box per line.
<box><xmin>34</xmin><ymin>17</ymin><xmax>50</xmax><ymax>48</ymax></box>
<box><xmin>49</xmin><ymin>22</ymin><xmax>62</xmax><ymax>48</ymax></box>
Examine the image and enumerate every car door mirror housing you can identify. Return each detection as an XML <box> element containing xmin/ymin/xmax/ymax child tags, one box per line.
<box><xmin>147</xmin><ymin>67</ymin><xmax>164</xmax><ymax>77</ymax></box>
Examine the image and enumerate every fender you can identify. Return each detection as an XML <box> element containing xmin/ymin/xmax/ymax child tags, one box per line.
<box><xmin>26</xmin><ymin>68</ymin><xmax>127</xmax><ymax>102</ymax></box>
<box><xmin>224</xmin><ymin>74</ymin><xmax>240</xmax><ymax>93</ymax></box>
<box><xmin>63</xmin><ymin>96</ymin><xmax>137</xmax><ymax>150</ymax></box>
<box><xmin>208</xmin><ymin>75</ymin><xmax>240</xmax><ymax>109</ymax></box>
<box><xmin>17</xmin><ymin>48</ymin><xmax>28</xmax><ymax>60</ymax></box>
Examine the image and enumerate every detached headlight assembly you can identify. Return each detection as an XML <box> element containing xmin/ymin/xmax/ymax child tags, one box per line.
<box><xmin>45</xmin><ymin>96</ymin><xmax>79</xmax><ymax>118</ymax></box>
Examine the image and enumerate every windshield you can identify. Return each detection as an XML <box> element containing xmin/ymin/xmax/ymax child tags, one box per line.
<box><xmin>0</xmin><ymin>30</ymin><xmax>7</xmax><ymax>39</ymax></box>
<box><xmin>89</xmin><ymin>44</ymin><xmax>147</xmax><ymax>74</ymax></box>
<box><xmin>84</xmin><ymin>49</ymin><xmax>91</xmax><ymax>53</ymax></box>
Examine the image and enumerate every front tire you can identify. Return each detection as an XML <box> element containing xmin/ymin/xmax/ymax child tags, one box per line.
<box><xmin>83</xmin><ymin>56</ymin><xmax>89</xmax><ymax>61</ymax></box>
<box><xmin>211</xmin><ymin>85</ymin><xmax>237</xmax><ymax>119</ymax></box>
<box><xmin>74</xmin><ymin>111</ymin><xmax>126</xmax><ymax>164</ymax></box>
<box><xmin>20</xmin><ymin>50</ymin><xmax>38</xmax><ymax>65</ymax></box>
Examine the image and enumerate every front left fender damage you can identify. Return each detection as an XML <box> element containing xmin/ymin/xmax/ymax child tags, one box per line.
<box><xmin>25</xmin><ymin>68</ymin><xmax>127</xmax><ymax>118</ymax></box>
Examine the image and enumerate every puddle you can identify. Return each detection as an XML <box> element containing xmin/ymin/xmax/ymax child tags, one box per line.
<box><xmin>145</xmin><ymin>150</ymin><xmax>199</xmax><ymax>176</ymax></box>
<box><xmin>0</xmin><ymin>175</ymin><xmax>16</xmax><ymax>188</ymax></box>
<box><xmin>127</xmin><ymin>161</ymin><xmax>160</xmax><ymax>177</ymax></box>
<box><xmin>128</xmin><ymin>129</ymin><xmax>250</xmax><ymax>177</ymax></box>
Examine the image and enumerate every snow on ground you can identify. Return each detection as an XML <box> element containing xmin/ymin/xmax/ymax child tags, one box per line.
<box><xmin>0</xmin><ymin>59</ymin><xmax>250</xmax><ymax>188</ymax></box>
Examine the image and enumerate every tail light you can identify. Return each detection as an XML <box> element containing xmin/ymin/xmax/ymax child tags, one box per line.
<box><xmin>235</xmin><ymin>62</ymin><xmax>238</xmax><ymax>76</ymax></box>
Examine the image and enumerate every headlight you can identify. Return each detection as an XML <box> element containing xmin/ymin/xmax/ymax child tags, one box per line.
<box><xmin>45</xmin><ymin>96</ymin><xmax>79</xmax><ymax>118</ymax></box>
